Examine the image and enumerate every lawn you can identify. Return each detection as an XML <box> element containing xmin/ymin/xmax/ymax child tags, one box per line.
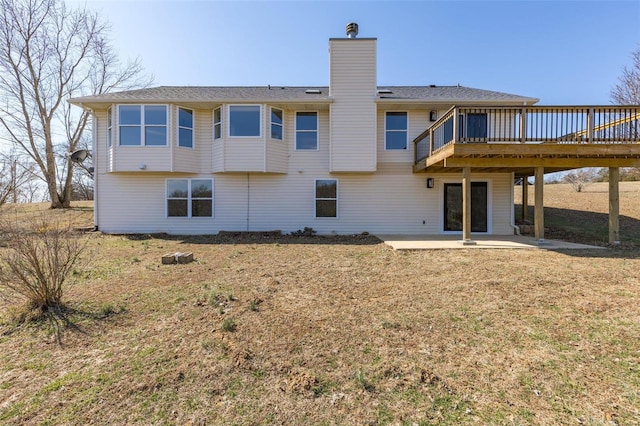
<box><xmin>0</xmin><ymin>185</ymin><xmax>639</xmax><ymax>425</ymax></box>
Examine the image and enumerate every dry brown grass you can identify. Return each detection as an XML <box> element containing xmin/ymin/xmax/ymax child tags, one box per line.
<box><xmin>0</xmin><ymin>192</ymin><xmax>639</xmax><ymax>425</ymax></box>
<box><xmin>516</xmin><ymin>181</ymin><xmax>640</xmax><ymax>246</ymax></box>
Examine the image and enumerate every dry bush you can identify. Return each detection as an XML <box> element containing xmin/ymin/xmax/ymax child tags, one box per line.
<box><xmin>0</xmin><ymin>215</ymin><xmax>87</xmax><ymax>315</ymax></box>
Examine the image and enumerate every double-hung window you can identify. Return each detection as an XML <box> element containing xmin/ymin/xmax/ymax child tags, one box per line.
<box><xmin>107</xmin><ymin>107</ymin><xmax>112</xmax><ymax>147</ymax></box>
<box><xmin>296</xmin><ymin>112</ymin><xmax>318</xmax><ymax>150</ymax></box>
<box><xmin>214</xmin><ymin>107</ymin><xmax>222</xmax><ymax>140</ymax></box>
<box><xmin>315</xmin><ymin>179</ymin><xmax>338</xmax><ymax>218</ymax></box>
<box><xmin>178</xmin><ymin>107</ymin><xmax>194</xmax><ymax>148</ymax></box>
<box><xmin>118</xmin><ymin>105</ymin><xmax>167</xmax><ymax>146</ymax></box>
<box><xmin>229</xmin><ymin>105</ymin><xmax>261</xmax><ymax>137</ymax></box>
<box><xmin>385</xmin><ymin>111</ymin><xmax>408</xmax><ymax>150</ymax></box>
<box><xmin>166</xmin><ymin>179</ymin><xmax>213</xmax><ymax>218</ymax></box>
<box><xmin>271</xmin><ymin>108</ymin><xmax>283</xmax><ymax>140</ymax></box>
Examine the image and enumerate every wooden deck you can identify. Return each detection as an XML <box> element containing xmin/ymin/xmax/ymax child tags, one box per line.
<box><xmin>413</xmin><ymin>106</ymin><xmax>640</xmax><ymax>177</ymax></box>
<box><xmin>412</xmin><ymin>105</ymin><xmax>640</xmax><ymax>244</ymax></box>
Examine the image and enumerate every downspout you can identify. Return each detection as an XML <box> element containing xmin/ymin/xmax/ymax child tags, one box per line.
<box><xmin>246</xmin><ymin>173</ymin><xmax>250</xmax><ymax>231</ymax></box>
<box><xmin>510</xmin><ymin>172</ymin><xmax>520</xmax><ymax>236</ymax></box>
<box><xmin>90</xmin><ymin>107</ymin><xmax>99</xmax><ymax>230</ymax></box>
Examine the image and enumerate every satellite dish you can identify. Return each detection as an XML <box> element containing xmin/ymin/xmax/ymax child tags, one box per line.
<box><xmin>70</xmin><ymin>149</ymin><xmax>90</xmax><ymax>163</ymax></box>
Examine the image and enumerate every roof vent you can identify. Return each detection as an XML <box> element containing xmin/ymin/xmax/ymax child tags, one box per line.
<box><xmin>346</xmin><ymin>22</ymin><xmax>358</xmax><ymax>38</ymax></box>
<box><xmin>377</xmin><ymin>89</ymin><xmax>393</xmax><ymax>94</ymax></box>
<box><xmin>429</xmin><ymin>84</ymin><xmax>436</xmax><ymax>88</ymax></box>
<box><xmin>305</xmin><ymin>89</ymin><xmax>321</xmax><ymax>94</ymax></box>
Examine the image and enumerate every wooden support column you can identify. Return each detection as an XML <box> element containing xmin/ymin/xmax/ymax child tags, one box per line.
<box><xmin>461</xmin><ymin>167</ymin><xmax>475</xmax><ymax>244</ymax></box>
<box><xmin>609</xmin><ymin>167</ymin><xmax>620</xmax><ymax>245</ymax></box>
<box><xmin>522</xmin><ymin>178</ymin><xmax>529</xmax><ymax>222</ymax></box>
<box><xmin>534</xmin><ymin>167</ymin><xmax>545</xmax><ymax>243</ymax></box>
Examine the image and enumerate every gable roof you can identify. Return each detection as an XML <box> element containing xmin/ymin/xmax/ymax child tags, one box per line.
<box><xmin>69</xmin><ymin>85</ymin><xmax>538</xmax><ymax>108</ymax></box>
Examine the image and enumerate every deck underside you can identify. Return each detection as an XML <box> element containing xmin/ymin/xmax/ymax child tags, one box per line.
<box><xmin>413</xmin><ymin>143</ymin><xmax>640</xmax><ymax>177</ymax></box>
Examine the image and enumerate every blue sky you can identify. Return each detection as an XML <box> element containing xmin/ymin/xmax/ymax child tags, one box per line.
<box><xmin>78</xmin><ymin>0</ymin><xmax>640</xmax><ymax>105</ymax></box>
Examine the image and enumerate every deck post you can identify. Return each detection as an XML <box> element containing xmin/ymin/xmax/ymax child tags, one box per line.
<box><xmin>609</xmin><ymin>167</ymin><xmax>620</xmax><ymax>245</ymax></box>
<box><xmin>534</xmin><ymin>167</ymin><xmax>545</xmax><ymax>244</ymax></box>
<box><xmin>460</xmin><ymin>167</ymin><xmax>475</xmax><ymax>245</ymax></box>
<box><xmin>522</xmin><ymin>177</ymin><xmax>529</xmax><ymax>222</ymax></box>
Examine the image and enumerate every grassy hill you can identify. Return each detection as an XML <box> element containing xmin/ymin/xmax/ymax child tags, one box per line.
<box><xmin>0</xmin><ymin>187</ymin><xmax>639</xmax><ymax>424</ymax></box>
<box><xmin>515</xmin><ymin>181</ymin><xmax>640</xmax><ymax>246</ymax></box>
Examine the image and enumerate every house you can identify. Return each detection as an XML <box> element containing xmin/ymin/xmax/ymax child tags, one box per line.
<box><xmin>70</xmin><ymin>23</ymin><xmax>640</xmax><ymax>243</ymax></box>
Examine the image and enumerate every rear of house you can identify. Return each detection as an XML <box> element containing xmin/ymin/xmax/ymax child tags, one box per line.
<box><xmin>70</xmin><ymin>23</ymin><xmax>541</xmax><ymax>236</ymax></box>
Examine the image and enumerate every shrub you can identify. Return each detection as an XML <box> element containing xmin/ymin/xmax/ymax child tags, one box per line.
<box><xmin>290</xmin><ymin>227</ymin><xmax>317</xmax><ymax>237</ymax></box>
<box><xmin>0</xmin><ymin>215</ymin><xmax>87</xmax><ymax>313</ymax></box>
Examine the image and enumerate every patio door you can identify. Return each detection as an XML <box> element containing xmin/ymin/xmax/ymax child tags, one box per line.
<box><xmin>443</xmin><ymin>182</ymin><xmax>488</xmax><ymax>232</ymax></box>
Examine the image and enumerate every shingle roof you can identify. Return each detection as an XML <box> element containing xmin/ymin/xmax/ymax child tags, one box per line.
<box><xmin>69</xmin><ymin>85</ymin><xmax>538</xmax><ymax>105</ymax></box>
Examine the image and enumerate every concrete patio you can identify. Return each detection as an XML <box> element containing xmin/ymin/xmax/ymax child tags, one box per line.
<box><xmin>375</xmin><ymin>235</ymin><xmax>606</xmax><ymax>250</ymax></box>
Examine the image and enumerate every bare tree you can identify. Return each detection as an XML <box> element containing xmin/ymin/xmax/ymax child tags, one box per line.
<box><xmin>0</xmin><ymin>151</ymin><xmax>37</xmax><ymax>206</ymax></box>
<box><xmin>563</xmin><ymin>168</ymin><xmax>597</xmax><ymax>193</ymax></box>
<box><xmin>0</xmin><ymin>0</ymin><xmax>150</xmax><ymax>208</ymax></box>
<box><xmin>611</xmin><ymin>46</ymin><xmax>640</xmax><ymax>105</ymax></box>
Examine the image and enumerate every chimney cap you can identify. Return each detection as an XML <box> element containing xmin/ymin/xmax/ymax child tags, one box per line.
<box><xmin>346</xmin><ymin>22</ymin><xmax>358</xmax><ymax>38</ymax></box>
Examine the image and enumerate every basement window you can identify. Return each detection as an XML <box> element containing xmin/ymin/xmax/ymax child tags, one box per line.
<box><xmin>315</xmin><ymin>179</ymin><xmax>338</xmax><ymax>218</ymax></box>
<box><xmin>167</xmin><ymin>179</ymin><xmax>213</xmax><ymax>218</ymax></box>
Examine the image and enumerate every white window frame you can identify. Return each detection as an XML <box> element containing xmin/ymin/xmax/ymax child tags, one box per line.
<box><xmin>107</xmin><ymin>106</ymin><xmax>112</xmax><ymax>147</ymax></box>
<box><xmin>270</xmin><ymin>107</ymin><xmax>283</xmax><ymax>140</ymax></box>
<box><xmin>384</xmin><ymin>111</ymin><xmax>408</xmax><ymax>150</ymax></box>
<box><xmin>177</xmin><ymin>107</ymin><xmax>194</xmax><ymax>149</ymax></box>
<box><xmin>213</xmin><ymin>107</ymin><xmax>222</xmax><ymax>140</ymax></box>
<box><xmin>166</xmin><ymin>178</ymin><xmax>214</xmax><ymax>219</ymax></box>
<box><xmin>314</xmin><ymin>178</ymin><xmax>338</xmax><ymax>219</ymax></box>
<box><xmin>228</xmin><ymin>104</ymin><xmax>262</xmax><ymax>138</ymax></box>
<box><xmin>117</xmin><ymin>104</ymin><xmax>168</xmax><ymax>147</ymax></box>
<box><xmin>295</xmin><ymin>111</ymin><xmax>319</xmax><ymax>150</ymax></box>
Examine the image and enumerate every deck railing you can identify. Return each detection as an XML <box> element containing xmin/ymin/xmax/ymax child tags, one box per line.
<box><xmin>414</xmin><ymin>106</ymin><xmax>640</xmax><ymax>164</ymax></box>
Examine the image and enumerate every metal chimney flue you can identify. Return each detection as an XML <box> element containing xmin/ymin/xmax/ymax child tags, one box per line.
<box><xmin>346</xmin><ymin>22</ymin><xmax>358</xmax><ymax>38</ymax></box>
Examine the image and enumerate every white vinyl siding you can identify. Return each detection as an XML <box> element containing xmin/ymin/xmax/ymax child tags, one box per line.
<box><xmin>95</xmin><ymin>169</ymin><xmax>515</xmax><ymax>236</ymax></box>
<box><xmin>329</xmin><ymin>38</ymin><xmax>377</xmax><ymax>172</ymax></box>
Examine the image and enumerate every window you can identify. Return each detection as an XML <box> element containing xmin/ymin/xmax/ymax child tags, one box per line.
<box><xmin>118</xmin><ymin>105</ymin><xmax>167</xmax><ymax>146</ymax></box>
<box><xmin>107</xmin><ymin>107</ymin><xmax>112</xmax><ymax>147</ymax></box>
<box><xmin>296</xmin><ymin>112</ymin><xmax>318</xmax><ymax>150</ymax></box>
<box><xmin>214</xmin><ymin>107</ymin><xmax>222</xmax><ymax>140</ymax></box>
<box><xmin>178</xmin><ymin>107</ymin><xmax>194</xmax><ymax>148</ymax></box>
<box><xmin>167</xmin><ymin>179</ymin><xmax>213</xmax><ymax>218</ymax></box>
<box><xmin>271</xmin><ymin>108</ymin><xmax>283</xmax><ymax>140</ymax></box>
<box><xmin>465</xmin><ymin>113</ymin><xmax>488</xmax><ymax>139</ymax></box>
<box><xmin>229</xmin><ymin>105</ymin><xmax>261</xmax><ymax>137</ymax></box>
<box><xmin>315</xmin><ymin>179</ymin><xmax>337</xmax><ymax>218</ymax></box>
<box><xmin>385</xmin><ymin>112</ymin><xmax>408</xmax><ymax>150</ymax></box>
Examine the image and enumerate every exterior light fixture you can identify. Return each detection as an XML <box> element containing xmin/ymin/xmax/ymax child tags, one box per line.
<box><xmin>426</xmin><ymin>178</ymin><xmax>434</xmax><ymax>188</ymax></box>
<box><xmin>429</xmin><ymin>111</ymin><xmax>437</xmax><ymax>122</ymax></box>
